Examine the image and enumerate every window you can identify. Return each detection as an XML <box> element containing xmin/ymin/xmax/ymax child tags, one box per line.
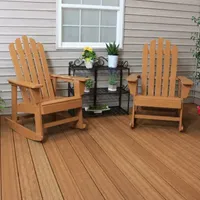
<box><xmin>56</xmin><ymin>0</ymin><xmax>125</xmax><ymax>49</ymax></box>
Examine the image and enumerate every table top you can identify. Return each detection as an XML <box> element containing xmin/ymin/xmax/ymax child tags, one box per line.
<box><xmin>69</xmin><ymin>56</ymin><xmax>129</xmax><ymax>71</ymax></box>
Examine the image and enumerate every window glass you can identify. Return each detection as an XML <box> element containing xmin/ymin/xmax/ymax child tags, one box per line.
<box><xmin>63</xmin><ymin>9</ymin><xmax>80</xmax><ymax>25</ymax></box>
<box><xmin>63</xmin><ymin>0</ymin><xmax>81</xmax><ymax>4</ymax></box>
<box><xmin>62</xmin><ymin>27</ymin><xmax>79</xmax><ymax>42</ymax></box>
<box><xmin>81</xmin><ymin>27</ymin><xmax>99</xmax><ymax>42</ymax></box>
<box><xmin>82</xmin><ymin>0</ymin><xmax>101</xmax><ymax>5</ymax></box>
<box><xmin>102</xmin><ymin>0</ymin><xmax>119</xmax><ymax>6</ymax></box>
<box><xmin>101</xmin><ymin>11</ymin><xmax>117</xmax><ymax>26</ymax></box>
<box><xmin>82</xmin><ymin>10</ymin><xmax>99</xmax><ymax>26</ymax></box>
<box><xmin>100</xmin><ymin>27</ymin><xmax>116</xmax><ymax>42</ymax></box>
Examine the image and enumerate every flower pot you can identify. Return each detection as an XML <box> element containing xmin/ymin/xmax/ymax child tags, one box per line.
<box><xmin>84</xmin><ymin>60</ymin><xmax>93</xmax><ymax>69</ymax></box>
<box><xmin>108</xmin><ymin>84</ymin><xmax>117</xmax><ymax>92</ymax></box>
<box><xmin>84</xmin><ymin>87</ymin><xmax>90</xmax><ymax>93</ymax></box>
<box><xmin>108</xmin><ymin>55</ymin><xmax>118</xmax><ymax>68</ymax></box>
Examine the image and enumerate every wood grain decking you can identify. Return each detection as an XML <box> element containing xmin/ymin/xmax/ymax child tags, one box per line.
<box><xmin>1</xmin><ymin>104</ymin><xmax>200</xmax><ymax>200</ymax></box>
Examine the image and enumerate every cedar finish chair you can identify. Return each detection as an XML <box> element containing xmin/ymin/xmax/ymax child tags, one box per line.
<box><xmin>6</xmin><ymin>36</ymin><xmax>88</xmax><ymax>141</ymax></box>
<box><xmin>127</xmin><ymin>38</ymin><xmax>193</xmax><ymax>131</ymax></box>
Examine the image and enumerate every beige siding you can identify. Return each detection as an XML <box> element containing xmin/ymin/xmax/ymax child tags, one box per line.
<box><xmin>0</xmin><ymin>0</ymin><xmax>199</xmax><ymax>113</ymax></box>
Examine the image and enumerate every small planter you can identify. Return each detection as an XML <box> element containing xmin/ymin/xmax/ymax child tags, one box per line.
<box><xmin>84</xmin><ymin>60</ymin><xmax>93</xmax><ymax>69</ymax></box>
<box><xmin>108</xmin><ymin>55</ymin><xmax>118</xmax><ymax>68</ymax></box>
<box><xmin>106</xmin><ymin>42</ymin><xmax>119</xmax><ymax>68</ymax></box>
<box><xmin>108</xmin><ymin>84</ymin><xmax>117</xmax><ymax>92</ymax></box>
<box><xmin>84</xmin><ymin>87</ymin><xmax>90</xmax><ymax>93</ymax></box>
<box><xmin>85</xmin><ymin>105</ymin><xmax>110</xmax><ymax>114</ymax></box>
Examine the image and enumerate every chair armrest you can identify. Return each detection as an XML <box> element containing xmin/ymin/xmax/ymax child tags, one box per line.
<box><xmin>178</xmin><ymin>76</ymin><xmax>193</xmax><ymax>86</ymax></box>
<box><xmin>51</xmin><ymin>74</ymin><xmax>89</xmax><ymax>82</ymax></box>
<box><xmin>177</xmin><ymin>76</ymin><xmax>193</xmax><ymax>99</ymax></box>
<box><xmin>8</xmin><ymin>79</ymin><xmax>43</xmax><ymax>89</ymax></box>
<box><xmin>51</xmin><ymin>74</ymin><xmax>89</xmax><ymax>97</ymax></box>
<box><xmin>127</xmin><ymin>74</ymin><xmax>140</xmax><ymax>96</ymax></box>
<box><xmin>126</xmin><ymin>74</ymin><xmax>140</xmax><ymax>82</ymax></box>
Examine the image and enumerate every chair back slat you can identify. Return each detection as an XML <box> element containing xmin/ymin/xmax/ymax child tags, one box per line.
<box><xmin>9</xmin><ymin>43</ymin><xmax>30</xmax><ymax>102</ymax></box>
<box><xmin>29</xmin><ymin>38</ymin><xmax>50</xmax><ymax>99</ymax></box>
<box><xmin>162</xmin><ymin>40</ymin><xmax>171</xmax><ymax>97</ymax></box>
<box><xmin>37</xmin><ymin>43</ymin><xmax>55</xmax><ymax>98</ymax></box>
<box><xmin>169</xmin><ymin>45</ymin><xmax>178</xmax><ymax>97</ymax></box>
<box><xmin>15</xmin><ymin>38</ymin><xmax>32</xmax><ymax>82</ymax></box>
<box><xmin>155</xmin><ymin>38</ymin><xmax>164</xmax><ymax>96</ymax></box>
<box><xmin>148</xmin><ymin>40</ymin><xmax>156</xmax><ymax>96</ymax></box>
<box><xmin>9</xmin><ymin>36</ymin><xmax>55</xmax><ymax>102</ymax></box>
<box><xmin>141</xmin><ymin>44</ymin><xmax>148</xmax><ymax>95</ymax></box>
<box><xmin>141</xmin><ymin>38</ymin><xmax>178</xmax><ymax>97</ymax></box>
<box><xmin>22</xmin><ymin>36</ymin><xmax>38</xmax><ymax>83</ymax></box>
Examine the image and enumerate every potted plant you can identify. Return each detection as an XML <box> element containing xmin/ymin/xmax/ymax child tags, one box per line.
<box><xmin>106</xmin><ymin>42</ymin><xmax>119</xmax><ymax>68</ymax></box>
<box><xmin>82</xmin><ymin>47</ymin><xmax>96</xmax><ymax>69</ymax></box>
<box><xmin>85</xmin><ymin>79</ymin><xmax>93</xmax><ymax>93</ymax></box>
<box><xmin>108</xmin><ymin>72</ymin><xmax>118</xmax><ymax>91</ymax></box>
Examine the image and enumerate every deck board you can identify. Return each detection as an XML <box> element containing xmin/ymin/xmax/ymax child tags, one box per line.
<box><xmin>28</xmin><ymin>139</ymin><xmax>64</xmax><ymax>200</ymax></box>
<box><xmin>1</xmin><ymin>117</ymin><xmax>21</xmax><ymax>200</ymax></box>
<box><xmin>77</xmin><ymin>130</ymin><xmax>144</xmax><ymax>200</ymax></box>
<box><xmin>1</xmin><ymin>104</ymin><xmax>200</xmax><ymax>200</ymax></box>
<box><xmin>14</xmin><ymin>133</ymin><xmax>42</xmax><ymax>200</ymax></box>
<box><xmin>87</xmin><ymin>121</ymin><xmax>164</xmax><ymax>200</ymax></box>
<box><xmin>91</xmin><ymin>117</ymin><xmax>185</xmax><ymax>200</ymax></box>
<box><xmin>43</xmin><ymin>134</ymin><xmax>84</xmax><ymax>200</ymax></box>
<box><xmin>65</xmin><ymin>128</ymin><xmax>124</xmax><ymax>200</ymax></box>
<box><xmin>52</xmin><ymin>130</ymin><xmax>104</xmax><ymax>200</ymax></box>
<box><xmin>113</xmin><ymin>115</ymin><xmax>200</xmax><ymax>200</ymax></box>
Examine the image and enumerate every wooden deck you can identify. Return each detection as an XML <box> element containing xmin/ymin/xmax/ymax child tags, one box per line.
<box><xmin>1</xmin><ymin>104</ymin><xmax>200</xmax><ymax>200</ymax></box>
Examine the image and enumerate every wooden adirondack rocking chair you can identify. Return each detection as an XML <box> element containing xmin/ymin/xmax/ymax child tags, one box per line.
<box><xmin>6</xmin><ymin>36</ymin><xmax>88</xmax><ymax>141</ymax></box>
<box><xmin>127</xmin><ymin>38</ymin><xmax>193</xmax><ymax>131</ymax></box>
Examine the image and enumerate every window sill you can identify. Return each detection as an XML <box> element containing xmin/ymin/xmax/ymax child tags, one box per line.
<box><xmin>56</xmin><ymin>42</ymin><xmax>123</xmax><ymax>50</ymax></box>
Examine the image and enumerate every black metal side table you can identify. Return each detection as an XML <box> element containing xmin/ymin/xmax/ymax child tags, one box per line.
<box><xmin>68</xmin><ymin>57</ymin><xmax>131</xmax><ymax>116</ymax></box>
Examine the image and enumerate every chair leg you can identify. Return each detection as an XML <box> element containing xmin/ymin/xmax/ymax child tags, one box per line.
<box><xmin>130</xmin><ymin>106</ymin><xmax>135</xmax><ymax>129</ymax></box>
<box><xmin>179</xmin><ymin>108</ymin><xmax>184</xmax><ymax>132</ymax></box>
<box><xmin>34</xmin><ymin>108</ymin><xmax>44</xmax><ymax>140</ymax></box>
<box><xmin>75</xmin><ymin>108</ymin><xmax>86</xmax><ymax>129</ymax></box>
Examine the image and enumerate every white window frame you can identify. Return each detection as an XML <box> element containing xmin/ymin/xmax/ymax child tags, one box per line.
<box><xmin>56</xmin><ymin>0</ymin><xmax>125</xmax><ymax>49</ymax></box>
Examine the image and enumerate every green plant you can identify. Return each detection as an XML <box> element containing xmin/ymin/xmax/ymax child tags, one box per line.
<box><xmin>106</xmin><ymin>42</ymin><xmax>119</xmax><ymax>56</ymax></box>
<box><xmin>191</xmin><ymin>16</ymin><xmax>200</xmax><ymax>80</ymax></box>
<box><xmin>82</xmin><ymin>47</ymin><xmax>96</xmax><ymax>62</ymax></box>
<box><xmin>85</xmin><ymin>79</ymin><xmax>94</xmax><ymax>89</ymax></box>
<box><xmin>0</xmin><ymin>97</ymin><xmax>5</xmax><ymax>111</ymax></box>
<box><xmin>108</xmin><ymin>73</ymin><xmax>118</xmax><ymax>85</ymax></box>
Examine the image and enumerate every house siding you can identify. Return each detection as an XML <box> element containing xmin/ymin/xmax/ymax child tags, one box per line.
<box><xmin>0</xmin><ymin>0</ymin><xmax>199</xmax><ymax>114</ymax></box>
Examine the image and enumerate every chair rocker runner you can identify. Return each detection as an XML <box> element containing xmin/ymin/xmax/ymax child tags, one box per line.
<box><xmin>127</xmin><ymin>38</ymin><xmax>193</xmax><ymax>131</ymax></box>
<box><xmin>6</xmin><ymin>36</ymin><xmax>88</xmax><ymax>141</ymax></box>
